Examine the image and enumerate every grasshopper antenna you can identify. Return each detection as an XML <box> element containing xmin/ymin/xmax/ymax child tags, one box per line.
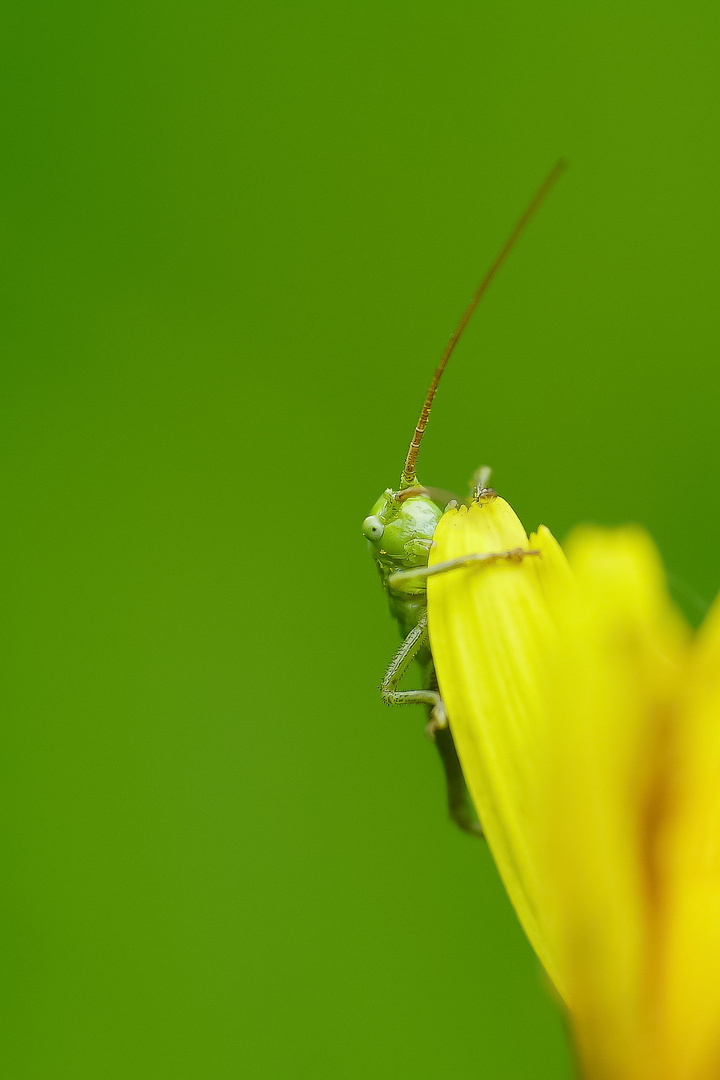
<box><xmin>399</xmin><ymin>159</ymin><xmax>566</xmax><ymax>490</ymax></box>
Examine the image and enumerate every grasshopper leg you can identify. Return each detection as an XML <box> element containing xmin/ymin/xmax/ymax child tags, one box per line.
<box><xmin>380</xmin><ymin>614</ymin><xmax>446</xmax><ymax>728</ymax></box>
<box><xmin>433</xmin><ymin>724</ymin><xmax>483</xmax><ymax>837</ymax></box>
<box><xmin>388</xmin><ymin>546</ymin><xmax>539</xmax><ymax>591</ymax></box>
<box><xmin>381</xmin><ymin>615</ymin><xmax>481</xmax><ymax>836</ymax></box>
<box><xmin>381</xmin><ymin>613</ymin><xmax>486</xmax><ymax>836</ymax></box>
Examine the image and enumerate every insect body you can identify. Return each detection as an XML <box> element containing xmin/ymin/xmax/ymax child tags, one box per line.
<box><xmin>363</xmin><ymin>162</ymin><xmax>564</xmax><ymax>836</ymax></box>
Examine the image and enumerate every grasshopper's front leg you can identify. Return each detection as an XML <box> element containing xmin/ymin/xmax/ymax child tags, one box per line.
<box><xmin>380</xmin><ymin>613</ymin><xmax>447</xmax><ymax>731</ymax></box>
<box><xmin>380</xmin><ymin>612</ymin><xmax>482</xmax><ymax>837</ymax></box>
<box><xmin>389</xmin><ymin>546</ymin><xmax>539</xmax><ymax>591</ymax></box>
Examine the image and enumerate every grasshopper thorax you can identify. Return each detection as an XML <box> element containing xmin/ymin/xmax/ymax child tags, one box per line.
<box><xmin>362</xmin><ymin>486</ymin><xmax>443</xmax><ymax>578</ymax></box>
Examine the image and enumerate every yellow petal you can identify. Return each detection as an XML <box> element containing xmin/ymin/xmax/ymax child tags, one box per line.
<box><xmin>659</xmin><ymin>592</ymin><xmax>720</xmax><ymax>1079</ymax></box>
<box><xmin>543</xmin><ymin>528</ymin><xmax>688</xmax><ymax>1078</ymax></box>
<box><xmin>427</xmin><ymin>496</ymin><xmax>569</xmax><ymax>998</ymax></box>
<box><xmin>428</xmin><ymin>502</ymin><xmax>696</xmax><ymax>1078</ymax></box>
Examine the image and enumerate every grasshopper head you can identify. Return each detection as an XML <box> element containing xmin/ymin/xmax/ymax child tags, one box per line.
<box><xmin>362</xmin><ymin>487</ymin><xmax>443</xmax><ymax>572</ymax></box>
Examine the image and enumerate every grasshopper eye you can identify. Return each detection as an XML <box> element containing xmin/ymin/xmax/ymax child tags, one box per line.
<box><xmin>362</xmin><ymin>516</ymin><xmax>385</xmax><ymax>542</ymax></box>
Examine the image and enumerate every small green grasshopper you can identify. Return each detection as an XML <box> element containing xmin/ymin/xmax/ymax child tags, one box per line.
<box><xmin>362</xmin><ymin>162</ymin><xmax>564</xmax><ymax>836</ymax></box>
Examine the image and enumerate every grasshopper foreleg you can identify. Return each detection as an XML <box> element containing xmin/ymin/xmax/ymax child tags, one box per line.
<box><xmin>381</xmin><ymin>611</ymin><xmax>479</xmax><ymax>836</ymax></box>
<box><xmin>388</xmin><ymin>546</ymin><xmax>539</xmax><ymax>591</ymax></box>
<box><xmin>381</xmin><ymin>613</ymin><xmax>447</xmax><ymax>732</ymax></box>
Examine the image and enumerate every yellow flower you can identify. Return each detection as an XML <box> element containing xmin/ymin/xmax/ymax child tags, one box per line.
<box><xmin>427</xmin><ymin>495</ymin><xmax>720</xmax><ymax>1080</ymax></box>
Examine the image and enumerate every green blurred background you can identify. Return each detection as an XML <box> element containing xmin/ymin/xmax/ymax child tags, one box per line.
<box><xmin>3</xmin><ymin>2</ymin><xmax>719</xmax><ymax>1076</ymax></box>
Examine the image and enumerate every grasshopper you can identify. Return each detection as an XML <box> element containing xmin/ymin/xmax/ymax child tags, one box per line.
<box><xmin>362</xmin><ymin>161</ymin><xmax>564</xmax><ymax>836</ymax></box>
